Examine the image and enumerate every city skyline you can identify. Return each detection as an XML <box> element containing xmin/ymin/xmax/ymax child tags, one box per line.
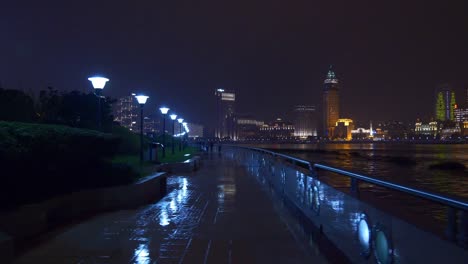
<box><xmin>1</xmin><ymin>1</ymin><xmax>468</xmax><ymax>126</ymax></box>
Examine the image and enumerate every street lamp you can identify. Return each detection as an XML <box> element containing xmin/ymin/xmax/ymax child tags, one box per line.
<box><xmin>182</xmin><ymin>122</ymin><xmax>188</xmax><ymax>150</ymax></box>
<box><xmin>170</xmin><ymin>114</ymin><xmax>177</xmax><ymax>155</ymax></box>
<box><xmin>135</xmin><ymin>95</ymin><xmax>149</xmax><ymax>162</ymax></box>
<box><xmin>159</xmin><ymin>107</ymin><xmax>170</xmax><ymax>158</ymax></box>
<box><xmin>177</xmin><ymin>118</ymin><xmax>184</xmax><ymax>151</ymax></box>
<box><xmin>88</xmin><ymin>76</ymin><xmax>109</xmax><ymax>130</ymax></box>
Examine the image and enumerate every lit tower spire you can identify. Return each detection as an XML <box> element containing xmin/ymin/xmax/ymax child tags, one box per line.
<box><xmin>324</xmin><ymin>65</ymin><xmax>338</xmax><ymax>84</ymax></box>
<box><xmin>369</xmin><ymin>120</ymin><xmax>374</xmax><ymax>138</ymax></box>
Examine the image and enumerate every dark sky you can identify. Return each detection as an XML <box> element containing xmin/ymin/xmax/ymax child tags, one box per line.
<box><xmin>1</xmin><ymin>0</ymin><xmax>467</xmax><ymax>127</ymax></box>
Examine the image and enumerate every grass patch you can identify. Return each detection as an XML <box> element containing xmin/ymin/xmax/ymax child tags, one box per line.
<box><xmin>159</xmin><ymin>146</ymin><xmax>198</xmax><ymax>163</ymax></box>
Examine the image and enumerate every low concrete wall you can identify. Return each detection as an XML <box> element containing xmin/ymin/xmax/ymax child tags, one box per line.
<box><xmin>160</xmin><ymin>156</ymin><xmax>201</xmax><ymax>173</ymax></box>
<box><xmin>0</xmin><ymin>172</ymin><xmax>167</xmax><ymax>263</ymax></box>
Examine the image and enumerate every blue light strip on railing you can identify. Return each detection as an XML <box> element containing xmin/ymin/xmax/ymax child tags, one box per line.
<box><xmin>228</xmin><ymin>145</ymin><xmax>468</xmax><ymax>211</ymax></box>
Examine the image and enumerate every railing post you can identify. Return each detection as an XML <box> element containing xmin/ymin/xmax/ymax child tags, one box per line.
<box><xmin>457</xmin><ymin>210</ymin><xmax>468</xmax><ymax>248</ymax></box>
<box><xmin>351</xmin><ymin>178</ymin><xmax>360</xmax><ymax>197</ymax></box>
<box><xmin>446</xmin><ymin>207</ymin><xmax>457</xmax><ymax>241</ymax></box>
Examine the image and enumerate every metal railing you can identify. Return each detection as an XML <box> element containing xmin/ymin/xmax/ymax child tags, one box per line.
<box><xmin>227</xmin><ymin>145</ymin><xmax>468</xmax><ymax>246</ymax></box>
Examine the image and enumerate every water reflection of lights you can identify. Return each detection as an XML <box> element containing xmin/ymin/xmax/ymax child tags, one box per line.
<box><xmin>170</xmin><ymin>199</ymin><xmax>177</xmax><ymax>212</ymax></box>
<box><xmin>158</xmin><ymin>177</ymin><xmax>191</xmax><ymax>227</ymax></box>
<box><xmin>349</xmin><ymin>212</ymin><xmax>361</xmax><ymax>232</ymax></box>
<box><xmin>330</xmin><ymin>200</ymin><xmax>344</xmax><ymax>213</ymax></box>
<box><xmin>133</xmin><ymin>244</ymin><xmax>150</xmax><ymax>264</ymax></box>
<box><xmin>182</xmin><ymin>178</ymin><xmax>188</xmax><ymax>190</ymax></box>
<box><xmin>312</xmin><ymin>185</ymin><xmax>321</xmax><ymax>213</ymax></box>
<box><xmin>159</xmin><ymin>209</ymin><xmax>170</xmax><ymax>226</ymax></box>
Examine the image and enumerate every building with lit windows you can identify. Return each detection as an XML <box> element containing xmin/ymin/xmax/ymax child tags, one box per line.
<box><xmin>462</xmin><ymin>121</ymin><xmax>468</xmax><ymax>136</ymax></box>
<box><xmin>414</xmin><ymin>120</ymin><xmax>438</xmax><ymax>137</ymax></box>
<box><xmin>293</xmin><ymin>105</ymin><xmax>317</xmax><ymax>139</ymax></box>
<box><xmin>259</xmin><ymin>118</ymin><xmax>295</xmax><ymax>140</ymax></box>
<box><xmin>236</xmin><ymin>115</ymin><xmax>264</xmax><ymax>140</ymax></box>
<box><xmin>334</xmin><ymin>118</ymin><xmax>354</xmax><ymax>140</ymax></box>
<box><xmin>215</xmin><ymin>88</ymin><xmax>236</xmax><ymax>139</ymax></box>
<box><xmin>143</xmin><ymin>116</ymin><xmax>159</xmax><ymax>136</ymax></box>
<box><xmin>351</xmin><ymin>121</ymin><xmax>379</xmax><ymax>140</ymax></box>
<box><xmin>454</xmin><ymin>105</ymin><xmax>468</xmax><ymax>122</ymax></box>
<box><xmin>114</xmin><ymin>94</ymin><xmax>139</xmax><ymax>131</ymax></box>
<box><xmin>435</xmin><ymin>86</ymin><xmax>457</xmax><ymax>121</ymax></box>
<box><xmin>323</xmin><ymin>66</ymin><xmax>340</xmax><ymax>139</ymax></box>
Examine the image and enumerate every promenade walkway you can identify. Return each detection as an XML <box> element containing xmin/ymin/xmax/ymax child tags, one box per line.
<box><xmin>14</xmin><ymin>153</ymin><xmax>328</xmax><ymax>264</ymax></box>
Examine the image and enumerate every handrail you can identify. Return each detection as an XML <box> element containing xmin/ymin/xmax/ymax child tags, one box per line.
<box><xmin>228</xmin><ymin>145</ymin><xmax>468</xmax><ymax>212</ymax></box>
<box><xmin>314</xmin><ymin>164</ymin><xmax>468</xmax><ymax>211</ymax></box>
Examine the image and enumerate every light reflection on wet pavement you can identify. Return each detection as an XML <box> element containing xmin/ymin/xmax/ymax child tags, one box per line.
<box><xmin>15</xmin><ymin>154</ymin><xmax>326</xmax><ymax>264</ymax></box>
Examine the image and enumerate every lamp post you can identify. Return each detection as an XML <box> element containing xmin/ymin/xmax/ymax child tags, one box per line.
<box><xmin>135</xmin><ymin>95</ymin><xmax>149</xmax><ymax>163</ymax></box>
<box><xmin>182</xmin><ymin>122</ymin><xmax>188</xmax><ymax>150</ymax></box>
<box><xmin>88</xmin><ymin>76</ymin><xmax>109</xmax><ymax>131</ymax></box>
<box><xmin>159</xmin><ymin>107</ymin><xmax>170</xmax><ymax>158</ymax></box>
<box><xmin>177</xmin><ymin>118</ymin><xmax>184</xmax><ymax>151</ymax></box>
<box><xmin>170</xmin><ymin>114</ymin><xmax>177</xmax><ymax>155</ymax></box>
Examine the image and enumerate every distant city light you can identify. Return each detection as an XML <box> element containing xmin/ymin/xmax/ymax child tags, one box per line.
<box><xmin>217</xmin><ymin>88</ymin><xmax>225</xmax><ymax>92</ymax></box>
<box><xmin>88</xmin><ymin>76</ymin><xmax>109</xmax><ymax>89</ymax></box>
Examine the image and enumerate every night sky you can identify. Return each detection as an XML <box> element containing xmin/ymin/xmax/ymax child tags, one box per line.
<box><xmin>1</xmin><ymin>0</ymin><xmax>467</xmax><ymax>127</ymax></box>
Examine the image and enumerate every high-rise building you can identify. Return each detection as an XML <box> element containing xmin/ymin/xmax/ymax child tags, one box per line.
<box><xmin>114</xmin><ymin>94</ymin><xmax>139</xmax><ymax>131</ymax></box>
<box><xmin>143</xmin><ymin>116</ymin><xmax>159</xmax><ymax>136</ymax></box>
<box><xmin>435</xmin><ymin>86</ymin><xmax>456</xmax><ymax>121</ymax></box>
<box><xmin>323</xmin><ymin>66</ymin><xmax>340</xmax><ymax>139</ymax></box>
<box><xmin>215</xmin><ymin>88</ymin><xmax>236</xmax><ymax>139</ymax></box>
<box><xmin>293</xmin><ymin>105</ymin><xmax>317</xmax><ymax>138</ymax></box>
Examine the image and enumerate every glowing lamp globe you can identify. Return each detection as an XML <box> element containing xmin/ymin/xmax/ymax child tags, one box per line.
<box><xmin>88</xmin><ymin>77</ymin><xmax>109</xmax><ymax>89</ymax></box>
<box><xmin>170</xmin><ymin>114</ymin><xmax>177</xmax><ymax>120</ymax></box>
<box><xmin>135</xmin><ymin>95</ymin><xmax>149</xmax><ymax>105</ymax></box>
<box><xmin>177</xmin><ymin>118</ymin><xmax>184</xmax><ymax>124</ymax></box>
<box><xmin>160</xmin><ymin>107</ymin><xmax>170</xmax><ymax>115</ymax></box>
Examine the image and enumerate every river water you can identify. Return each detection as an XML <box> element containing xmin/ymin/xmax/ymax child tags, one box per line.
<box><xmin>249</xmin><ymin>143</ymin><xmax>468</xmax><ymax>199</ymax></box>
<box><xmin>245</xmin><ymin>143</ymin><xmax>468</xmax><ymax>237</ymax></box>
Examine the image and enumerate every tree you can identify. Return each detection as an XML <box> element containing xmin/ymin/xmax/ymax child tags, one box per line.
<box><xmin>0</xmin><ymin>88</ymin><xmax>36</xmax><ymax>122</ymax></box>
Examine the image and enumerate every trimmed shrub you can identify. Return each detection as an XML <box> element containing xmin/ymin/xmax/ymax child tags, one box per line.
<box><xmin>0</xmin><ymin>122</ymin><xmax>138</xmax><ymax>210</ymax></box>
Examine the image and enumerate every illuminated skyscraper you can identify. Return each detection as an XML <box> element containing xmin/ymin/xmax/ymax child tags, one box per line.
<box><xmin>323</xmin><ymin>66</ymin><xmax>340</xmax><ymax>138</ymax></box>
<box><xmin>435</xmin><ymin>86</ymin><xmax>456</xmax><ymax>121</ymax></box>
<box><xmin>293</xmin><ymin>105</ymin><xmax>317</xmax><ymax>138</ymax></box>
<box><xmin>215</xmin><ymin>88</ymin><xmax>236</xmax><ymax>139</ymax></box>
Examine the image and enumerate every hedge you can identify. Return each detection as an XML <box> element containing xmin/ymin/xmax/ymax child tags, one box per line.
<box><xmin>0</xmin><ymin>122</ymin><xmax>139</xmax><ymax>210</ymax></box>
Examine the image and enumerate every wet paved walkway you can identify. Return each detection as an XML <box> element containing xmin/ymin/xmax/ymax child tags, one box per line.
<box><xmin>15</xmin><ymin>154</ymin><xmax>327</xmax><ymax>264</ymax></box>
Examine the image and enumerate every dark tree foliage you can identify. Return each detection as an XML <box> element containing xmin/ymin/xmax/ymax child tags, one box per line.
<box><xmin>0</xmin><ymin>86</ymin><xmax>115</xmax><ymax>131</ymax></box>
<box><xmin>0</xmin><ymin>88</ymin><xmax>36</xmax><ymax>122</ymax></box>
<box><xmin>38</xmin><ymin>87</ymin><xmax>114</xmax><ymax>131</ymax></box>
